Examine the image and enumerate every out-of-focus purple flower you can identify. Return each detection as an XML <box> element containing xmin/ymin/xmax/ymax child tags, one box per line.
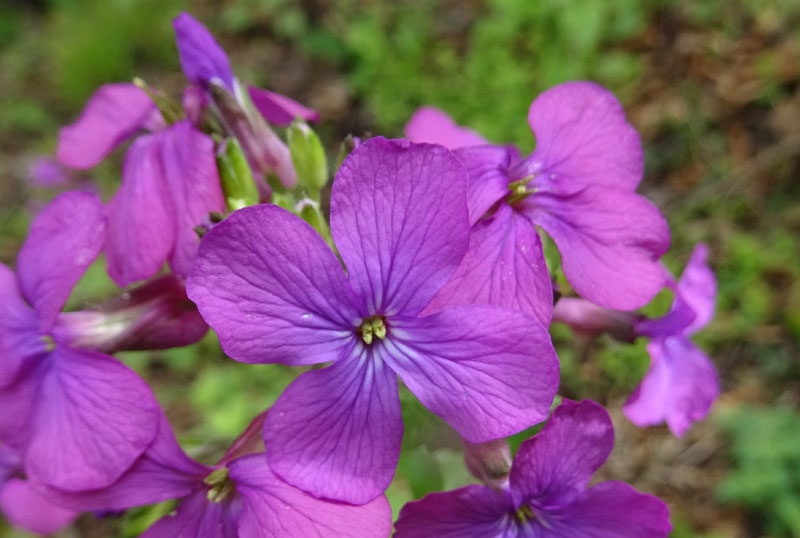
<box><xmin>625</xmin><ymin>244</ymin><xmax>718</xmax><ymax>436</ymax></box>
<box><xmin>45</xmin><ymin>412</ymin><xmax>393</xmax><ymax>538</ymax></box>
<box><xmin>28</xmin><ymin>157</ymin><xmax>69</xmax><ymax>187</ymax></box>
<box><xmin>54</xmin><ymin>274</ymin><xmax>208</xmax><ymax>354</ymax></box>
<box><xmin>407</xmin><ymin>82</ymin><xmax>670</xmax><ymax>324</ymax></box>
<box><xmin>0</xmin><ymin>192</ymin><xmax>160</xmax><ymax>492</ymax></box>
<box><xmin>405</xmin><ymin>106</ymin><xmax>487</xmax><ymax>149</ymax></box>
<box><xmin>172</xmin><ymin>12</ymin><xmax>319</xmax><ymax>189</ymax></box>
<box><xmin>552</xmin><ymin>244</ymin><xmax>718</xmax><ymax>436</ymax></box>
<box><xmin>0</xmin><ymin>445</ymin><xmax>78</xmax><ymax>535</ymax></box>
<box><xmin>187</xmin><ymin>138</ymin><xmax>559</xmax><ymax>504</ymax></box>
<box><xmin>395</xmin><ymin>400</ymin><xmax>672</xmax><ymax>538</ymax></box>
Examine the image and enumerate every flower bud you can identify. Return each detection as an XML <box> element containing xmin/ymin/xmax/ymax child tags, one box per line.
<box><xmin>217</xmin><ymin>137</ymin><xmax>260</xmax><ymax>211</ymax></box>
<box><xmin>288</xmin><ymin>121</ymin><xmax>328</xmax><ymax>193</ymax></box>
<box><xmin>463</xmin><ymin>438</ymin><xmax>512</xmax><ymax>489</ymax></box>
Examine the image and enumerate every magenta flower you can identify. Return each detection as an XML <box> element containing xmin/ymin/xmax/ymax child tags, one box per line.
<box><xmin>406</xmin><ymin>82</ymin><xmax>670</xmax><ymax>324</ymax></box>
<box><xmin>0</xmin><ymin>445</ymin><xmax>77</xmax><ymax>535</ymax></box>
<box><xmin>57</xmin><ymin>82</ymin><xmax>225</xmax><ymax>286</ymax></box>
<box><xmin>0</xmin><ymin>192</ymin><xmax>160</xmax><ymax>491</ymax></box>
<box><xmin>552</xmin><ymin>244</ymin><xmax>718</xmax><ymax>436</ymax></box>
<box><xmin>187</xmin><ymin>138</ymin><xmax>560</xmax><ymax>504</ymax></box>
<box><xmin>45</xmin><ymin>412</ymin><xmax>392</xmax><ymax>538</ymax></box>
<box><xmin>394</xmin><ymin>400</ymin><xmax>672</xmax><ymax>538</ymax></box>
<box><xmin>624</xmin><ymin>244</ymin><xmax>718</xmax><ymax>436</ymax></box>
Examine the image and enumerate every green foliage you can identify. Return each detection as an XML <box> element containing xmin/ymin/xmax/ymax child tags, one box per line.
<box><xmin>717</xmin><ymin>405</ymin><xmax>800</xmax><ymax>537</ymax></box>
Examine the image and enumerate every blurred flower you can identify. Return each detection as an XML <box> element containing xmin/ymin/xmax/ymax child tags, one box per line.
<box><xmin>0</xmin><ymin>192</ymin><xmax>160</xmax><ymax>491</ymax></box>
<box><xmin>187</xmin><ymin>138</ymin><xmax>559</xmax><ymax>504</ymax></box>
<box><xmin>406</xmin><ymin>82</ymin><xmax>670</xmax><ymax>323</ymax></box>
<box><xmin>394</xmin><ymin>400</ymin><xmax>672</xmax><ymax>538</ymax></box>
<box><xmin>44</xmin><ymin>412</ymin><xmax>392</xmax><ymax>538</ymax></box>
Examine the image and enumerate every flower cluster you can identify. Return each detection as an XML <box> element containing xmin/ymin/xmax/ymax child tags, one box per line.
<box><xmin>0</xmin><ymin>11</ymin><xmax>719</xmax><ymax>537</ymax></box>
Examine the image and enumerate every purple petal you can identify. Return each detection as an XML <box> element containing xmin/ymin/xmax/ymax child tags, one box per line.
<box><xmin>0</xmin><ymin>478</ymin><xmax>77</xmax><ymax>535</ymax></box>
<box><xmin>330</xmin><ymin>137</ymin><xmax>470</xmax><ymax>316</ymax></box>
<box><xmin>404</xmin><ymin>106</ymin><xmax>488</xmax><ymax>149</ymax></box>
<box><xmin>677</xmin><ymin>244</ymin><xmax>716</xmax><ymax>334</ymax></box>
<box><xmin>526</xmin><ymin>81</ymin><xmax>643</xmax><ymax>191</ymax></box>
<box><xmin>105</xmin><ymin>134</ymin><xmax>176</xmax><ymax>286</ymax></box>
<box><xmin>0</xmin><ymin>263</ymin><xmax>44</xmax><ymax>388</ymax></box>
<box><xmin>142</xmin><ymin>490</ymin><xmax>238</xmax><ymax>538</ymax></box>
<box><xmin>394</xmin><ymin>485</ymin><xmax>513</xmax><ymax>538</ymax></box>
<box><xmin>230</xmin><ymin>454</ymin><xmax>393</xmax><ymax>538</ymax></box>
<box><xmin>248</xmin><ymin>86</ymin><xmax>320</xmax><ymax>127</ymax></box>
<box><xmin>25</xmin><ymin>347</ymin><xmax>159</xmax><ymax>490</ymax></box>
<box><xmin>624</xmin><ymin>337</ymin><xmax>718</xmax><ymax>437</ymax></box>
<box><xmin>510</xmin><ymin>400</ymin><xmax>613</xmax><ymax>508</ymax></box>
<box><xmin>42</xmin><ymin>412</ymin><xmax>209</xmax><ymax>511</ymax></box>
<box><xmin>17</xmin><ymin>191</ymin><xmax>106</xmax><ymax>330</ymax></box>
<box><xmin>187</xmin><ymin>204</ymin><xmax>363</xmax><ymax>366</ymax></box>
<box><xmin>381</xmin><ymin>305</ymin><xmax>559</xmax><ymax>443</ymax></box>
<box><xmin>452</xmin><ymin>145</ymin><xmax>513</xmax><ymax>225</ymax></box>
<box><xmin>57</xmin><ymin>83</ymin><xmax>155</xmax><ymax>169</ymax></box>
<box><xmin>172</xmin><ymin>12</ymin><xmax>234</xmax><ymax>91</ymax></box>
<box><xmin>28</xmin><ymin>157</ymin><xmax>69</xmax><ymax>187</ymax></box>
<box><xmin>541</xmin><ymin>481</ymin><xmax>671</xmax><ymax>537</ymax></box>
<box><xmin>0</xmin><ymin>356</ymin><xmax>43</xmax><ymax>451</ymax></box>
<box><xmin>158</xmin><ymin>121</ymin><xmax>225</xmax><ymax>276</ymax></box>
<box><xmin>423</xmin><ymin>204</ymin><xmax>552</xmax><ymax>325</ymax></box>
<box><xmin>263</xmin><ymin>346</ymin><xmax>402</xmax><ymax>504</ymax></box>
<box><xmin>524</xmin><ymin>185</ymin><xmax>669</xmax><ymax>310</ymax></box>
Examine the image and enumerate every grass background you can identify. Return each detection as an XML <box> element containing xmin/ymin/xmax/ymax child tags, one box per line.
<box><xmin>0</xmin><ymin>0</ymin><xmax>798</xmax><ymax>536</ymax></box>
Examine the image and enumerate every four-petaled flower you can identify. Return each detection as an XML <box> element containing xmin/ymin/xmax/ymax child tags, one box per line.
<box><xmin>394</xmin><ymin>399</ymin><xmax>672</xmax><ymax>538</ymax></box>
<box><xmin>188</xmin><ymin>137</ymin><xmax>560</xmax><ymax>504</ymax></box>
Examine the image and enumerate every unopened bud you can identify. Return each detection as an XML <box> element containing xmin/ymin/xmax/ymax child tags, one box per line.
<box><xmin>217</xmin><ymin>138</ymin><xmax>259</xmax><ymax>211</ymax></box>
<box><xmin>297</xmin><ymin>198</ymin><xmax>333</xmax><ymax>246</ymax></box>
<box><xmin>288</xmin><ymin>121</ymin><xmax>328</xmax><ymax>194</ymax></box>
<box><xmin>464</xmin><ymin>438</ymin><xmax>512</xmax><ymax>489</ymax></box>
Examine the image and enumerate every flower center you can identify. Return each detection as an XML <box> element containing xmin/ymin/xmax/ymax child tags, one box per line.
<box><xmin>505</xmin><ymin>175</ymin><xmax>534</xmax><ymax>205</ymax></box>
<box><xmin>359</xmin><ymin>315</ymin><xmax>387</xmax><ymax>345</ymax></box>
<box><xmin>204</xmin><ymin>467</ymin><xmax>235</xmax><ymax>503</ymax></box>
<box><xmin>513</xmin><ymin>502</ymin><xmax>551</xmax><ymax>530</ymax></box>
<box><xmin>41</xmin><ymin>334</ymin><xmax>56</xmax><ymax>352</ymax></box>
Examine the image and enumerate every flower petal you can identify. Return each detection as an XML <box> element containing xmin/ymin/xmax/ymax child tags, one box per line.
<box><xmin>57</xmin><ymin>83</ymin><xmax>155</xmax><ymax>169</ymax></box>
<box><xmin>42</xmin><ymin>412</ymin><xmax>209</xmax><ymax>512</ymax></box>
<box><xmin>330</xmin><ymin>137</ymin><xmax>470</xmax><ymax>316</ymax></box>
<box><xmin>0</xmin><ymin>478</ymin><xmax>77</xmax><ymax>535</ymax></box>
<box><xmin>394</xmin><ymin>485</ymin><xmax>513</xmax><ymax>538</ymax></box>
<box><xmin>17</xmin><ymin>191</ymin><xmax>106</xmax><ymax>330</ymax></box>
<box><xmin>510</xmin><ymin>400</ymin><xmax>613</xmax><ymax>508</ymax></box>
<box><xmin>158</xmin><ymin>121</ymin><xmax>225</xmax><ymax>276</ymax></box>
<box><xmin>230</xmin><ymin>454</ymin><xmax>393</xmax><ymax>538</ymax></box>
<box><xmin>624</xmin><ymin>337</ymin><xmax>718</xmax><ymax>437</ymax></box>
<box><xmin>263</xmin><ymin>346</ymin><xmax>402</xmax><ymax>504</ymax></box>
<box><xmin>0</xmin><ymin>263</ymin><xmax>44</xmax><ymax>388</ymax></box>
<box><xmin>404</xmin><ymin>106</ymin><xmax>488</xmax><ymax>149</ymax></box>
<box><xmin>105</xmin><ymin>134</ymin><xmax>176</xmax><ymax>286</ymax></box>
<box><xmin>188</xmin><ymin>204</ymin><xmax>363</xmax><ymax>366</ymax></box>
<box><xmin>141</xmin><ymin>490</ymin><xmax>238</xmax><ymax>538</ymax></box>
<box><xmin>540</xmin><ymin>481</ymin><xmax>671</xmax><ymax>538</ymax></box>
<box><xmin>677</xmin><ymin>244</ymin><xmax>716</xmax><ymax>334</ymax></box>
<box><xmin>452</xmin><ymin>145</ymin><xmax>513</xmax><ymax>225</ymax></box>
<box><xmin>381</xmin><ymin>305</ymin><xmax>559</xmax><ymax>443</ymax></box>
<box><xmin>25</xmin><ymin>347</ymin><xmax>159</xmax><ymax>490</ymax></box>
<box><xmin>527</xmin><ymin>81</ymin><xmax>643</xmax><ymax>191</ymax></box>
<box><xmin>525</xmin><ymin>185</ymin><xmax>669</xmax><ymax>310</ymax></box>
<box><xmin>248</xmin><ymin>86</ymin><xmax>320</xmax><ymax>127</ymax></box>
<box><xmin>424</xmin><ymin>204</ymin><xmax>552</xmax><ymax>325</ymax></box>
<box><xmin>172</xmin><ymin>12</ymin><xmax>234</xmax><ymax>91</ymax></box>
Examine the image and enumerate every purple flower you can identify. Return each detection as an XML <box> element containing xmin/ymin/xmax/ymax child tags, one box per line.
<box><xmin>187</xmin><ymin>137</ymin><xmax>560</xmax><ymax>504</ymax></box>
<box><xmin>394</xmin><ymin>399</ymin><xmax>672</xmax><ymax>538</ymax></box>
<box><xmin>45</xmin><ymin>412</ymin><xmax>393</xmax><ymax>538</ymax></box>
<box><xmin>406</xmin><ymin>82</ymin><xmax>670</xmax><ymax>324</ymax></box>
<box><xmin>0</xmin><ymin>192</ymin><xmax>160</xmax><ymax>491</ymax></box>
<box><xmin>624</xmin><ymin>244</ymin><xmax>718</xmax><ymax>436</ymax></box>
<box><xmin>405</xmin><ymin>106</ymin><xmax>488</xmax><ymax>149</ymax></box>
<box><xmin>0</xmin><ymin>445</ymin><xmax>77</xmax><ymax>535</ymax></box>
<box><xmin>552</xmin><ymin>244</ymin><xmax>718</xmax><ymax>436</ymax></box>
<box><xmin>56</xmin><ymin>81</ymin><xmax>225</xmax><ymax>286</ymax></box>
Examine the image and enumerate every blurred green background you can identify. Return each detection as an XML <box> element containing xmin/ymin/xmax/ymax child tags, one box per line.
<box><xmin>1</xmin><ymin>0</ymin><xmax>799</xmax><ymax>536</ymax></box>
